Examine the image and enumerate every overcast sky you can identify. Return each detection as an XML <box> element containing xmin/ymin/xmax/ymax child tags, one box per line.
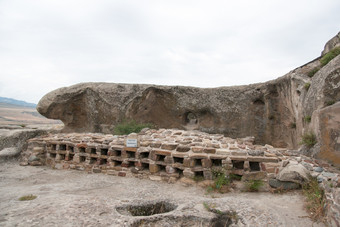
<box><xmin>0</xmin><ymin>0</ymin><xmax>340</xmax><ymax>104</ymax></box>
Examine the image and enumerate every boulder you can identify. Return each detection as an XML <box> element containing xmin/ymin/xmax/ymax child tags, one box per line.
<box><xmin>277</xmin><ymin>163</ymin><xmax>311</xmax><ymax>185</ymax></box>
<box><xmin>36</xmin><ymin>32</ymin><xmax>340</xmax><ymax>164</ymax></box>
<box><xmin>268</xmin><ymin>179</ymin><xmax>300</xmax><ymax>190</ymax></box>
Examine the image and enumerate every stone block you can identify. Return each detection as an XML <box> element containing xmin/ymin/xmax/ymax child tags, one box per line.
<box><xmin>248</xmin><ymin>156</ymin><xmax>279</xmax><ymax>163</ymax></box>
<box><xmin>203</xmin><ymin>148</ymin><xmax>216</xmax><ymax>154</ymax></box>
<box><xmin>203</xmin><ymin>170</ymin><xmax>213</xmax><ymax>180</ymax></box>
<box><xmin>201</xmin><ymin>159</ymin><xmax>212</xmax><ymax>168</ymax></box>
<box><xmin>161</xmin><ymin>143</ymin><xmax>178</xmax><ymax>150</ymax></box>
<box><xmin>118</xmin><ymin>171</ymin><xmax>126</xmax><ymax>177</ymax></box>
<box><xmin>76</xmin><ymin>143</ymin><xmax>87</xmax><ymax>148</ymax></box>
<box><xmin>183</xmin><ymin>158</ymin><xmax>192</xmax><ymax>167</ymax></box>
<box><xmin>172</xmin><ymin>152</ymin><xmax>188</xmax><ymax>158</ymax></box>
<box><xmin>166</xmin><ymin>166</ymin><xmax>176</xmax><ymax>174</ymax></box>
<box><xmin>149</xmin><ymin>163</ymin><xmax>159</xmax><ymax>173</ymax></box>
<box><xmin>268</xmin><ymin>179</ymin><xmax>300</xmax><ymax>190</ymax></box>
<box><xmin>191</xmin><ymin>146</ymin><xmax>204</xmax><ymax>153</ymax></box>
<box><xmin>190</xmin><ymin>153</ymin><xmax>208</xmax><ymax>159</ymax></box>
<box><xmin>150</xmin><ymin>142</ymin><xmax>161</xmax><ymax>148</ymax></box>
<box><xmin>241</xmin><ymin>171</ymin><xmax>267</xmax><ymax>181</ymax></box>
<box><xmin>164</xmin><ymin>156</ymin><xmax>174</xmax><ymax>164</ymax></box>
<box><xmin>154</xmin><ymin>149</ymin><xmax>172</xmax><ymax>156</ymax></box>
<box><xmin>216</xmin><ymin>149</ymin><xmax>231</xmax><ymax>155</ymax></box>
<box><xmin>124</xmin><ymin>147</ymin><xmax>137</xmax><ymax>152</ymax></box>
<box><xmin>176</xmin><ymin>145</ymin><xmax>190</xmax><ymax>152</ymax></box>
<box><xmin>231</xmin><ymin>169</ymin><xmax>244</xmax><ymax>175</ymax></box>
<box><xmin>121</xmin><ymin>162</ymin><xmax>130</xmax><ymax>168</ymax></box>
<box><xmin>231</xmin><ymin>150</ymin><xmax>247</xmax><ymax>156</ymax></box>
<box><xmin>243</xmin><ymin>161</ymin><xmax>250</xmax><ymax>171</ymax></box>
<box><xmin>140</xmin><ymin>141</ymin><xmax>151</xmax><ymax>147</ymax></box>
<box><xmin>183</xmin><ymin>168</ymin><xmax>195</xmax><ymax>178</ymax></box>
<box><xmin>265</xmin><ymin>167</ymin><xmax>276</xmax><ymax>173</ymax></box>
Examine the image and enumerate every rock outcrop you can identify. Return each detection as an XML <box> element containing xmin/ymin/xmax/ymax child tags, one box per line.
<box><xmin>37</xmin><ymin>32</ymin><xmax>340</xmax><ymax>165</ymax></box>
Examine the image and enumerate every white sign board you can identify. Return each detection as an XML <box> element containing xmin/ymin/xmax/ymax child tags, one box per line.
<box><xmin>126</xmin><ymin>139</ymin><xmax>138</xmax><ymax>147</ymax></box>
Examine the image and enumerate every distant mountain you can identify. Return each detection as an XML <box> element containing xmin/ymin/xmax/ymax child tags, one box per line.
<box><xmin>0</xmin><ymin>97</ymin><xmax>36</xmax><ymax>108</ymax></box>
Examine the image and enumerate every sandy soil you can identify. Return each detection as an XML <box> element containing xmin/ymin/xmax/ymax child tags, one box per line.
<box><xmin>0</xmin><ymin>104</ymin><xmax>60</xmax><ymax>126</ymax></box>
<box><xmin>0</xmin><ymin>161</ymin><xmax>325</xmax><ymax>227</ymax></box>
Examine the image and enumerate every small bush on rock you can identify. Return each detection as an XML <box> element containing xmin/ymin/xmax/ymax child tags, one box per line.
<box><xmin>320</xmin><ymin>46</ymin><xmax>340</xmax><ymax>66</ymax></box>
<box><xmin>301</xmin><ymin>132</ymin><xmax>317</xmax><ymax>148</ymax></box>
<box><xmin>114</xmin><ymin>120</ymin><xmax>153</xmax><ymax>135</ymax></box>
<box><xmin>304</xmin><ymin>83</ymin><xmax>311</xmax><ymax>91</ymax></box>
<box><xmin>308</xmin><ymin>67</ymin><xmax>320</xmax><ymax>78</ymax></box>
<box><xmin>325</xmin><ymin>100</ymin><xmax>336</xmax><ymax>106</ymax></box>
<box><xmin>304</xmin><ymin>115</ymin><xmax>311</xmax><ymax>123</ymax></box>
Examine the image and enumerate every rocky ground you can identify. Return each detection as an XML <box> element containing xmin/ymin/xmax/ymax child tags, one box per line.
<box><xmin>0</xmin><ymin>161</ymin><xmax>325</xmax><ymax>227</ymax></box>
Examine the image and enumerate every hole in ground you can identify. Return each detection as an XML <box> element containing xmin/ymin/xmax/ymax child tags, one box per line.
<box><xmin>116</xmin><ymin>201</ymin><xmax>177</xmax><ymax>216</ymax></box>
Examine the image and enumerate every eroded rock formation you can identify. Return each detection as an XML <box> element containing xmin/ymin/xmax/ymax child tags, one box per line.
<box><xmin>37</xmin><ymin>32</ymin><xmax>340</xmax><ymax>165</ymax></box>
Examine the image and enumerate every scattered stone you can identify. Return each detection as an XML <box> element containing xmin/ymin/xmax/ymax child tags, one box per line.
<box><xmin>268</xmin><ymin>179</ymin><xmax>300</xmax><ymax>190</ymax></box>
<box><xmin>314</xmin><ymin>166</ymin><xmax>324</xmax><ymax>173</ymax></box>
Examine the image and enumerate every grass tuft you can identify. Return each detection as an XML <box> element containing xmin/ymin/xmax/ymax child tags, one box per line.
<box><xmin>308</xmin><ymin>67</ymin><xmax>320</xmax><ymax>78</ymax></box>
<box><xmin>325</xmin><ymin>100</ymin><xmax>336</xmax><ymax>106</ymax></box>
<box><xmin>18</xmin><ymin>194</ymin><xmax>37</xmax><ymax>201</ymax></box>
<box><xmin>302</xmin><ymin>177</ymin><xmax>325</xmax><ymax>221</ymax></box>
<box><xmin>114</xmin><ymin>120</ymin><xmax>153</xmax><ymax>135</ymax></box>
<box><xmin>304</xmin><ymin>115</ymin><xmax>311</xmax><ymax>123</ymax></box>
<box><xmin>290</xmin><ymin>122</ymin><xmax>296</xmax><ymax>129</ymax></box>
<box><xmin>244</xmin><ymin>180</ymin><xmax>263</xmax><ymax>192</ymax></box>
<box><xmin>300</xmin><ymin>132</ymin><xmax>317</xmax><ymax>148</ymax></box>
<box><xmin>304</xmin><ymin>83</ymin><xmax>311</xmax><ymax>91</ymax></box>
<box><xmin>320</xmin><ymin>46</ymin><xmax>340</xmax><ymax>67</ymax></box>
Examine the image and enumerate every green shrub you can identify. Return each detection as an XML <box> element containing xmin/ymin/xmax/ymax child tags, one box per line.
<box><xmin>244</xmin><ymin>180</ymin><xmax>263</xmax><ymax>192</ymax></box>
<box><xmin>320</xmin><ymin>46</ymin><xmax>340</xmax><ymax>66</ymax></box>
<box><xmin>304</xmin><ymin>83</ymin><xmax>311</xmax><ymax>90</ymax></box>
<box><xmin>304</xmin><ymin>115</ymin><xmax>311</xmax><ymax>123</ymax></box>
<box><xmin>326</xmin><ymin>100</ymin><xmax>336</xmax><ymax>106</ymax></box>
<box><xmin>308</xmin><ymin>67</ymin><xmax>320</xmax><ymax>78</ymax></box>
<box><xmin>302</xmin><ymin>177</ymin><xmax>325</xmax><ymax>221</ymax></box>
<box><xmin>301</xmin><ymin>132</ymin><xmax>317</xmax><ymax>148</ymax></box>
<box><xmin>114</xmin><ymin>120</ymin><xmax>153</xmax><ymax>135</ymax></box>
<box><xmin>19</xmin><ymin>195</ymin><xmax>37</xmax><ymax>201</ymax></box>
<box><xmin>214</xmin><ymin>172</ymin><xmax>230</xmax><ymax>190</ymax></box>
<box><xmin>209</xmin><ymin>169</ymin><xmax>231</xmax><ymax>193</ymax></box>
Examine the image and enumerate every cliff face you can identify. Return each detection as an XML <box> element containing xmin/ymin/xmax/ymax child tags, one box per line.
<box><xmin>37</xmin><ymin>32</ymin><xmax>340</xmax><ymax>165</ymax></box>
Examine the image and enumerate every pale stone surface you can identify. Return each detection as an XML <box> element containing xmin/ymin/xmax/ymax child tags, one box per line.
<box><xmin>277</xmin><ymin>163</ymin><xmax>310</xmax><ymax>184</ymax></box>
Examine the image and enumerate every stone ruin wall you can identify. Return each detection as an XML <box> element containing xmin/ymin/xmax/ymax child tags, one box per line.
<box><xmin>24</xmin><ymin>129</ymin><xmax>283</xmax><ymax>182</ymax></box>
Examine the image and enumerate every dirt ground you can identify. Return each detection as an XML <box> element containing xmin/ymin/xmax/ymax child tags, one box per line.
<box><xmin>0</xmin><ymin>161</ymin><xmax>325</xmax><ymax>227</ymax></box>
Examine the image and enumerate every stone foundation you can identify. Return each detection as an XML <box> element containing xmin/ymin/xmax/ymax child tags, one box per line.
<box><xmin>22</xmin><ymin>129</ymin><xmax>340</xmax><ymax>225</ymax></box>
<box><xmin>23</xmin><ymin>129</ymin><xmax>284</xmax><ymax>182</ymax></box>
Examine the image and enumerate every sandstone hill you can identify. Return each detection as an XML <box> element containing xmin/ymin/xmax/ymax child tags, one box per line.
<box><xmin>37</xmin><ymin>32</ymin><xmax>340</xmax><ymax>166</ymax></box>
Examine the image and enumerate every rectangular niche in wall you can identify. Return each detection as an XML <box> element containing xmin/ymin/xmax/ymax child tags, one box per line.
<box><xmin>232</xmin><ymin>160</ymin><xmax>244</xmax><ymax>169</ymax></box>
<box><xmin>100</xmin><ymin>148</ymin><xmax>108</xmax><ymax>156</ymax></box>
<box><xmin>211</xmin><ymin>158</ymin><xmax>222</xmax><ymax>167</ymax></box>
<box><xmin>249</xmin><ymin>162</ymin><xmax>260</xmax><ymax>171</ymax></box>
